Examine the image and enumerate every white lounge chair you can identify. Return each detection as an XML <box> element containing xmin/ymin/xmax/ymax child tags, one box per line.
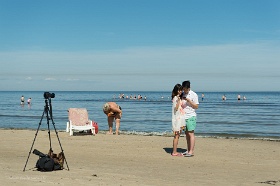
<box><xmin>66</xmin><ymin>108</ymin><xmax>95</xmax><ymax>136</ymax></box>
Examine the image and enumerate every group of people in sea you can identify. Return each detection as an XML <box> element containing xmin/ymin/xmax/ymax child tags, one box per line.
<box><xmin>116</xmin><ymin>92</ymin><xmax>247</xmax><ymax>102</ymax></box>
<box><xmin>114</xmin><ymin>93</ymin><xmax>147</xmax><ymax>100</ymax></box>
<box><xmin>222</xmin><ymin>94</ymin><xmax>246</xmax><ymax>101</ymax></box>
<box><xmin>20</xmin><ymin>95</ymin><xmax>32</xmax><ymax>106</ymax></box>
<box><xmin>200</xmin><ymin>93</ymin><xmax>247</xmax><ymax>101</ymax></box>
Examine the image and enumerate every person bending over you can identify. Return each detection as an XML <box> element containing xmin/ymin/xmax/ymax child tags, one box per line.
<box><xmin>103</xmin><ymin>102</ymin><xmax>122</xmax><ymax>135</ymax></box>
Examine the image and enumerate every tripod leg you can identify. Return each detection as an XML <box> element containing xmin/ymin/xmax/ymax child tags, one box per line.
<box><xmin>48</xmin><ymin>98</ymin><xmax>70</xmax><ymax>171</ymax></box>
<box><xmin>45</xmin><ymin>106</ymin><xmax>52</xmax><ymax>151</ymax></box>
<box><xmin>23</xmin><ymin>109</ymin><xmax>45</xmax><ymax>171</ymax></box>
<box><xmin>51</xmin><ymin>118</ymin><xmax>70</xmax><ymax>171</ymax></box>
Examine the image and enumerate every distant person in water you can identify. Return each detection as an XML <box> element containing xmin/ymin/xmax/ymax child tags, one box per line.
<box><xmin>27</xmin><ymin>98</ymin><xmax>31</xmax><ymax>105</ymax></box>
<box><xmin>201</xmin><ymin>93</ymin><xmax>205</xmax><ymax>101</ymax></box>
<box><xmin>20</xmin><ymin>95</ymin><xmax>25</xmax><ymax>105</ymax></box>
<box><xmin>103</xmin><ymin>102</ymin><xmax>122</xmax><ymax>135</ymax></box>
<box><xmin>237</xmin><ymin>94</ymin><xmax>241</xmax><ymax>100</ymax></box>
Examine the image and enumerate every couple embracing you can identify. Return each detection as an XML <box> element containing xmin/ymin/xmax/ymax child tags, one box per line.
<box><xmin>171</xmin><ymin>80</ymin><xmax>199</xmax><ymax>157</ymax></box>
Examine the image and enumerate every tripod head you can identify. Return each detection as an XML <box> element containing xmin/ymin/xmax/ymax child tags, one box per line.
<box><xmin>43</xmin><ymin>92</ymin><xmax>55</xmax><ymax>120</ymax></box>
<box><xmin>44</xmin><ymin>92</ymin><xmax>55</xmax><ymax>99</ymax></box>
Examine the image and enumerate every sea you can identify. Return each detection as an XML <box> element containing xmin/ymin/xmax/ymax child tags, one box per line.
<box><xmin>0</xmin><ymin>91</ymin><xmax>280</xmax><ymax>140</ymax></box>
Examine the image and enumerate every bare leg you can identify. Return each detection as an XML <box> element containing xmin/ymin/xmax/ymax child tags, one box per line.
<box><xmin>187</xmin><ymin>131</ymin><xmax>195</xmax><ymax>155</ymax></box>
<box><xmin>185</xmin><ymin>131</ymin><xmax>190</xmax><ymax>152</ymax></box>
<box><xmin>172</xmin><ymin>132</ymin><xmax>180</xmax><ymax>155</ymax></box>
<box><xmin>115</xmin><ymin>113</ymin><xmax>121</xmax><ymax>135</ymax></box>
<box><xmin>115</xmin><ymin>118</ymin><xmax>120</xmax><ymax>135</ymax></box>
<box><xmin>107</xmin><ymin>116</ymin><xmax>114</xmax><ymax>134</ymax></box>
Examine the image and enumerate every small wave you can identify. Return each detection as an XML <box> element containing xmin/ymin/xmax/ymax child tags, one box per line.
<box><xmin>99</xmin><ymin>130</ymin><xmax>280</xmax><ymax>141</ymax></box>
<box><xmin>0</xmin><ymin>128</ymin><xmax>279</xmax><ymax>141</ymax></box>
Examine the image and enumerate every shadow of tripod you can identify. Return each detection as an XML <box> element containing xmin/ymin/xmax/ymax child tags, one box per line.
<box><xmin>23</xmin><ymin>93</ymin><xmax>69</xmax><ymax>171</ymax></box>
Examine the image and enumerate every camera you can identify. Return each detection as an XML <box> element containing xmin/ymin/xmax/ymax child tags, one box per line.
<box><xmin>33</xmin><ymin>149</ymin><xmax>48</xmax><ymax>158</ymax></box>
<box><xmin>44</xmin><ymin>92</ymin><xmax>55</xmax><ymax>99</ymax></box>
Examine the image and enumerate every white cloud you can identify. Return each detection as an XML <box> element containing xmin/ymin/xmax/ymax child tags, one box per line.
<box><xmin>45</xmin><ymin>78</ymin><xmax>56</xmax><ymax>81</ymax></box>
<box><xmin>25</xmin><ymin>77</ymin><xmax>32</xmax><ymax>80</ymax></box>
<box><xmin>65</xmin><ymin>78</ymin><xmax>79</xmax><ymax>81</ymax></box>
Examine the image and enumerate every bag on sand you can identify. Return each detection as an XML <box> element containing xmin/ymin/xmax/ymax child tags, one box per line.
<box><xmin>88</xmin><ymin>121</ymin><xmax>99</xmax><ymax>134</ymax></box>
<box><xmin>92</xmin><ymin>121</ymin><xmax>99</xmax><ymax>134</ymax></box>
<box><xmin>33</xmin><ymin>149</ymin><xmax>64</xmax><ymax>172</ymax></box>
<box><xmin>36</xmin><ymin>156</ymin><xmax>55</xmax><ymax>171</ymax></box>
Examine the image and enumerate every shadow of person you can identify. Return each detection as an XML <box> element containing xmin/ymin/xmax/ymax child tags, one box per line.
<box><xmin>163</xmin><ymin>147</ymin><xmax>186</xmax><ymax>154</ymax></box>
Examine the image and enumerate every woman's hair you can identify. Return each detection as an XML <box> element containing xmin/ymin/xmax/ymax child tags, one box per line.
<box><xmin>171</xmin><ymin>84</ymin><xmax>182</xmax><ymax>99</ymax></box>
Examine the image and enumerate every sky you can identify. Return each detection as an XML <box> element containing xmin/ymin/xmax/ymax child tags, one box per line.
<box><xmin>0</xmin><ymin>0</ymin><xmax>280</xmax><ymax>92</ymax></box>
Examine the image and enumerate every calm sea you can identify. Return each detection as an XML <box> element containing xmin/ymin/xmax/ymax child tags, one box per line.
<box><xmin>0</xmin><ymin>91</ymin><xmax>279</xmax><ymax>140</ymax></box>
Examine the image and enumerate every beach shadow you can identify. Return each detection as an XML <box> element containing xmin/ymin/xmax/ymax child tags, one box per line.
<box><xmin>163</xmin><ymin>147</ymin><xmax>186</xmax><ymax>154</ymax></box>
<box><xmin>73</xmin><ymin>130</ymin><xmax>93</xmax><ymax>136</ymax></box>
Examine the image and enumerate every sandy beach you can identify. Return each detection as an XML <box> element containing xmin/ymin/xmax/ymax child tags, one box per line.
<box><xmin>0</xmin><ymin>129</ymin><xmax>279</xmax><ymax>186</ymax></box>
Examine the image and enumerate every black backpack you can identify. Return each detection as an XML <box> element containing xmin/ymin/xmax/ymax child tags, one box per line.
<box><xmin>36</xmin><ymin>156</ymin><xmax>55</xmax><ymax>171</ymax></box>
<box><xmin>33</xmin><ymin>149</ymin><xmax>63</xmax><ymax>171</ymax></box>
<box><xmin>35</xmin><ymin>156</ymin><xmax>61</xmax><ymax>171</ymax></box>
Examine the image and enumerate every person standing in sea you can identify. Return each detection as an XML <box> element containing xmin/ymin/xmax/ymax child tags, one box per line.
<box><xmin>27</xmin><ymin>98</ymin><xmax>31</xmax><ymax>105</ymax></box>
<box><xmin>20</xmin><ymin>95</ymin><xmax>25</xmax><ymax>105</ymax></box>
<box><xmin>181</xmin><ymin>80</ymin><xmax>199</xmax><ymax>157</ymax></box>
<box><xmin>171</xmin><ymin>84</ymin><xmax>185</xmax><ymax>156</ymax></box>
<box><xmin>237</xmin><ymin>94</ymin><xmax>241</xmax><ymax>100</ymax></box>
<box><xmin>102</xmin><ymin>102</ymin><xmax>122</xmax><ymax>135</ymax></box>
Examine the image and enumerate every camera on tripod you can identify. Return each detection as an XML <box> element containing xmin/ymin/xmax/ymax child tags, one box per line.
<box><xmin>23</xmin><ymin>91</ymin><xmax>69</xmax><ymax>172</ymax></box>
<box><xmin>44</xmin><ymin>92</ymin><xmax>55</xmax><ymax>99</ymax></box>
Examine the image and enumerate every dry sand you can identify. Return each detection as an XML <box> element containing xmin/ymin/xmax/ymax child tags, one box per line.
<box><xmin>0</xmin><ymin>129</ymin><xmax>279</xmax><ymax>186</ymax></box>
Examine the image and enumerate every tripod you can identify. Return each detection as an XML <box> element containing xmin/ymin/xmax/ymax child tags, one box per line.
<box><xmin>23</xmin><ymin>96</ymin><xmax>69</xmax><ymax>171</ymax></box>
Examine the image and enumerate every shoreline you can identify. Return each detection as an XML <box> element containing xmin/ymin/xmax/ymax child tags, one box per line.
<box><xmin>1</xmin><ymin>127</ymin><xmax>279</xmax><ymax>142</ymax></box>
<box><xmin>1</xmin><ymin>129</ymin><xmax>280</xmax><ymax>185</ymax></box>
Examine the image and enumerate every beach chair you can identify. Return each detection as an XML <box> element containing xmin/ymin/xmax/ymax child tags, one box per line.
<box><xmin>66</xmin><ymin>108</ymin><xmax>96</xmax><ymax>136</ymax></box>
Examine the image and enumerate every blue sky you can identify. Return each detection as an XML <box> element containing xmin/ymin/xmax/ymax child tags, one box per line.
<box><xmin>0</xmin><ymin>0</ymin><xmax>279</xmax><ymax>91</ymax></box>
